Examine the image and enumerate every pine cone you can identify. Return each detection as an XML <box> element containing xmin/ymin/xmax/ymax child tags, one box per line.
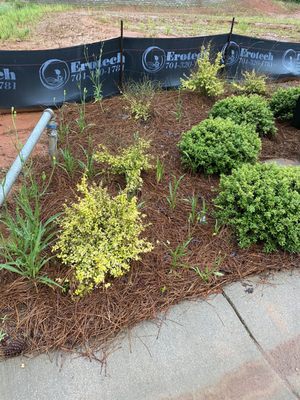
<box><xmin>0</xmin><ymin>337</ymin><xmax>26</xmax><ymax>358</ymax></box>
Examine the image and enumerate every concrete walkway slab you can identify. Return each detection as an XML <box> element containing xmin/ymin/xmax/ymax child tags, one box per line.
<box><xmin>224</xmin><ymin>270</ymin><xmax>300</xmax><ymax>397</ymax></box>
<box><xmin>0</xmin><ymin>289</ymin><xmax>297</xmax><ymax>400</ymax></box>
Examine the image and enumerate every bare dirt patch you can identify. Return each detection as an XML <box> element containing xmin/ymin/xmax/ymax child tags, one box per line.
<box><xmin>238</xmin><ymin>0</ymin><xmax>285</xmax><ymax>14</ymax></box>
<box><xmin>0</xmin><ymin>10</ymin><xmax>143</xmax><ymax>51</ymax></box>
<box><xmin>0</xmin><ymin>111</ymin><xmax>47</xmax><ymax>171</ymax></box>
<box><xmin>1</xmin><ymin>1</ymin><xmax>298</xmax><ymax>51</ymax></box>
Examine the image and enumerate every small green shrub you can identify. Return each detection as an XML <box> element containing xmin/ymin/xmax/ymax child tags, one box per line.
<box><xmin>209</xmin><ymin>95</ymin><xmax>277</xmax><ymax>136</ymax></box>
<box><xmin>178</xmin><ymin>117</ymin><xmax>261</xmax><ymax>174</ymax></box>
<box><xmin>94</xmin><ymin>137</ymin><xmax>152</xmax><ymax>194</ymax></box>
<box><xmin>181</xmin><ymin>44</ymin><xmax>224</xmax><ymax>97</ymax></box>
<box><xmin>269</xmin><ymin>86</ymin><xmax>300</xmax><ymax>121</ymax></box>
<box><xmin>214</xmin><ymin>163</ymin><xmax>300</xmax><ymax>253</ymax></box>
<box><xmin>232</xmin><ymin>70</ymin><xmax>267</xmax><ymax>95</ymax></box>
<box><xmin>53</xmin><ymin>176</ymin><xmax>153</xmax><ymax>296</ymax></box>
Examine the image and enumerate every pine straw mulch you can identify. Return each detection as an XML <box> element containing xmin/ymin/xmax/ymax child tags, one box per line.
<box><xmin>0</xmin><ymin>90</ymin><xmax>299</xmax><ymax>360</ymax></box>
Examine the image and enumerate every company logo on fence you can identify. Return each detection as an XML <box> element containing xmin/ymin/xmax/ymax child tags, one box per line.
<box><xmin>222</xmin><ymin>41</ymin><xmax>241</xmax><ymax>66</ymax></box>
<box><xmin>39</xmin><ymin>59</ymin><xmax>70</xmax><ymax>90</ymax></box>
<box><xmin>0</xmin><ymin>67</ymin><xmax>16</xmax><ymax>91</ymax></box>
<box><xmin>222</xmin><ymin>41</ymin><xmax>274</xmax><ymax>69</ymax></box>
<box><xmin>0</xmin><ymin>68</ymin><xmax>16</xmax><ymax>81</ymax></box>
<box><xmin>142</xmin><ymin>46</ymin><xmax>166</xmax><ymax>73</ymax></box>
<box><xmin>282</xmin><ymin>49</ymin><xmax>300</xmax><ymax>75</ymax></box>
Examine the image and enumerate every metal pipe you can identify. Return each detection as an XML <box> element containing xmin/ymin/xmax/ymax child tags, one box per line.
<box><xmin>0</xmin><ymin>108</ymin><xmax>54</xmax><ymax>207</ymax></box>
<box><xmin>47</xmin><ymin>120</ymin><xmax>58</xmax><ymax>161</ymax></box>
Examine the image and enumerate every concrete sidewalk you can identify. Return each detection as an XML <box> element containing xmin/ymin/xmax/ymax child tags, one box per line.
<box><xmin>0</xmin><ymin>270</ymin><xmax>299</xmax><ymax>400</ymax></box>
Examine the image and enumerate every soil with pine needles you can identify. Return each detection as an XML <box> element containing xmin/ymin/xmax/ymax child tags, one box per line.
<box><xmin>0</xmin><ymin>89</ymin><xmax>299</xmax><ymax>360</ymax></box>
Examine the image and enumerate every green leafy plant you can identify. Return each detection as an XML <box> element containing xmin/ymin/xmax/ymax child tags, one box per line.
<box><xmin>169</xmin><ymin>237</ymin><xmax>192</xmax><ymax>269</ymax></box>
<box><xmin>58</xmin><ymin>121</ymin><xmax>70</xmax><ymax>146</ymax></box>
<box><xmin>0</xmin><ymin>175</ymin><xmax>60</xmax><ymax>287</ymax></box>
<box><xmin>214</xmin><ymin>163</ymin><xmax>300</xmax><ymax>253</ymax></box>
<box><xmin>121</xmin><ymin>78</ymin><xmax>157</xmax><ymax>121</ymax></box>
<box><xmin>53</xmin><ymin>176</ymin><xmax>153</xmax><ymax>296</ymax></box>
<box><xmin>174</xmin><ymin>90</ymin><xmax>183</xmax><ymax>121</ymax></box>
<box><xmin>213</xmin><ymin>219</ymin><xmax>221</xmax><ymax>236</ymax></box>
<box><xmin>167</xmin><ymin>175</ymin><xmax>185</xmax><ymax>210</ymax></box>
<box><xmin>90</xmin><ymin>68</ymin><xmax>103</xmax><ymax>103</ymax></box>
<box><xmin>0</xmin><ymin>330</ymin><xmax>6</xmax><ymax>342</ymax></box>
<box><xmin>191</xmin><ymin>255</ymin><xmax>224</xmax><ymax>282</ymax></box>
<box><xmin>78</xmin><ymin>136</ymin><xmax>99</xmax><ymax>180</ymax></box>
<box><xmin>90</xmin><ymin>61</ymin><xmax>103</xmax><ymax>103</ymax></box>
<box><xmin>78</xmin><ymin>145</ymin><xmax>98</xmax><ymax>180</ymax></box>
<box><xmin>181</xmin><ymin>44</ymin><xmax>224</xmax><ymax>97</ymax></box>
<box><xmin>84</xmin><ymin>46</ymin><xmax>103</xmax><ymax>103</ymax></box>
<box><xmin>178</xmin><ymin>117</ymin><xmax>261</xmax><ymax>174</ymax></box>
<box><xmin>94</xmin><ymin>136</ymin><xmax>152</xmax><ymax>194</ymax></box>
<box><xmin>0</xmin><ymin>315</ymin><xmax>7</xmax><ymax>324</ymax></box>
<box><xmin>232</xmin><ymin>70</ymin><xmax>267</xmax><ymax>95</ymax></box>
<box><xmin>192</xmin><ymin>265</ymin><xmax>224</xmax><ymax>282</ymax></box>
<box><xmin>76</xmin><ymin>87</ymin><xmax>88</xmax><ymax>134</ymax></box>
<box><xmin>156</xmin><ymin>157</ymin><xmax>165</xmax><ymax>183</ymax></box>
<box><xmin>269</xmin><ymin>86</ymin><xmax>300</xmax><ymax>121</ymax></box>
<box><xmin>185</xmin><ymin>194</ymin><xmax>207</xmax><ymax>226</ymax></box>
<box><xmin>209</xmin><ymin>94</ymin><xmax>277</xmax><ymax>136</ymax></box>
<box><xmin>59</xmin><ymin>147</ymin><xmax>78</xmax><ymax>179</ymax></box>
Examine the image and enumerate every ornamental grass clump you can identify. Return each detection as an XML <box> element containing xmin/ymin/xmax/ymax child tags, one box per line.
<box><xmin>121</xmin><ymin>78</ymin><xmax>157</xmax><ymax>121</ymax></box>
<box><xmin>53</xmin><ymin>176</ymin><xmax>153</xmax><ymax>296</ymax></box>
<box><xmin>94</xmin><ymin>137</ymin><xmax>152</xmax><ymax>194</ymax></box>
<box><xmin>178</xmin><ymin>117</ymin><xmax>261</xmax><ymax>175</ymax></box>
<box><xmin>181</xmin><ymin>44</ymin><xmax>224</xmax><ymax>97</ymax></box>
<box><xmin>214</xmin><ymin>163</ymin><xmax>300</xmax><ymax>253</ymax></box>
<box><xmin>209</xmin><ymin>94</ymin><xmax>277</xmax><ymax>136</ymax></box>
<box><xmin>0</xmin><ymin>175</ymin><xmax>59</xmax><ymax>287</ymax></box>
<box><xmin>269</xmin><ymin>86</ymin><xmax>300</xmax><ymax>121</ymax></box>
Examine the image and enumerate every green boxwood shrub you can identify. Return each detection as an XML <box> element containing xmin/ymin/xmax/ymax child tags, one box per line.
<box><xmin>209</xmin><ymin>94</ymin><xmax>277</xmax><ymax>136</ymax></box>
<box><xmin>269</xmin><ymin>86</ymin><xmax>300</xmax><ymax>121</ymax></box>
<box><xmin>178</xmin><ymin>117</ymin><xmax>261</xmax><ymax>175</ymax></box>
<box><xmin>214</xmin><ymin>163</ymin><xmax>300</xmax><ymax>253</ymax></box>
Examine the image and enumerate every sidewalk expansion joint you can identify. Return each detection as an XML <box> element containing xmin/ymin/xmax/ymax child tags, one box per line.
<box><xmin>222</xmin><ymin>290</ymin><xmax>300</xmax><ymax>399</ymax></box>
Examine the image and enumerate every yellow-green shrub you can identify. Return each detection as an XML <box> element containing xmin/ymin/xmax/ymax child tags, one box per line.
<box><xmin>181</xmin><ymin>44</ymin><xmax>224</xmax><ymax>97</ymax></box>
<box><xmin>232</xmin><ymin>70</ymin><xmax>267</xmax><ymax>95</ymax></box>
<box><xmin>53</xmin><ymin>176</ymin><xmax>153</xmax><ymax>296</ymax></box>
<box><xmin>94</xmin><ymin>137</ymin><xmax>152</xmax><ymax>194</ymax></box>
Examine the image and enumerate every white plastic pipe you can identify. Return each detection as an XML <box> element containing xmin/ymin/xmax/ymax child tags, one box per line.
<box><xmin>0</xmin><ymin>108</ymin><xmax>54</xmax><ymax>206</ymax></box>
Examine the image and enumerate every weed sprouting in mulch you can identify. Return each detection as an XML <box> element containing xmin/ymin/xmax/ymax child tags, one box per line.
<box><xmin>0</xmin><ymin>90</ymin><xmax>299</xmax><ymax>359</ymax></box>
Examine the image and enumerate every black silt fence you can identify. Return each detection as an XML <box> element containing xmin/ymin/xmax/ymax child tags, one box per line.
<box><xmin>0</xmin><ymin>33</ymin><xmax>300</xmax><ymax>110</ymax></box>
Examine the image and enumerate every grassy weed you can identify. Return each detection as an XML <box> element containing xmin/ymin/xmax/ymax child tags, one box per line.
<box><xmin>0</xmin><ymin>173</ymin><xmax>60</xmax><ymax>287</ymax></box>
<box><xmin>121</xmin><ymin>78</ymin><xmax>157</xmax><ymax>122</ymax></box>
<box><xmin>166</xmin><ymin>175</ymin><xmax>184</xmax><ymax>210</ymax></box>
<box><xmin>0</xmin><ymin>2</ymin><xmax>71</xmax><ymax>40</ymax></box>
